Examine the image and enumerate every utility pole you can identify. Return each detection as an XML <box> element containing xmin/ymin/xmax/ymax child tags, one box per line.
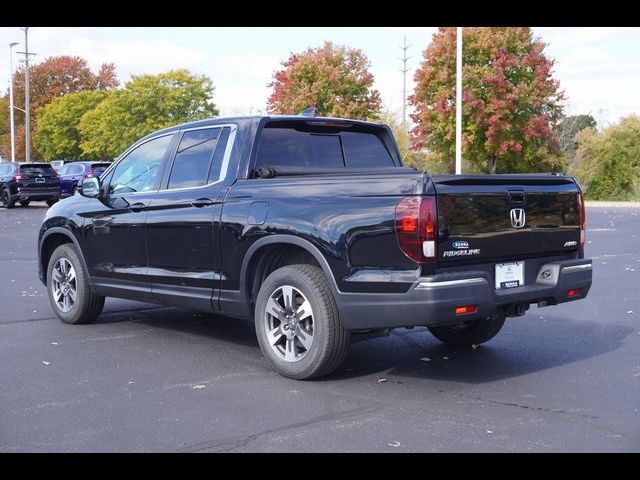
<box><xmin>9</xmin><ymin>42</ymin><xmax>19</xmax><ymax>162</ymax></box>
<box><xmin>399</xmin><ymin>37</ymin><xmax>411</xmax><ymax>130</ymax></box>
<box><xmin>455</xmin><ymin>27</ymin><xmax>463</xmax><ymax>175</ymax></box>
<box><xmin>22</xmin><ymin>27</ymin><xmax>31</xmax><ymax>162</ymax></box>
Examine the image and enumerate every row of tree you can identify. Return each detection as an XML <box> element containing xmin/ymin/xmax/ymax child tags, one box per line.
<box><xmin>0</xmin><ymin>58</ymin><xmax>218</xmax><ymax>162</ymax></box>
<box><xmin>1</xmin><ymin>28</ymin><xmax>637</xmax><ymax>199</ymax></box>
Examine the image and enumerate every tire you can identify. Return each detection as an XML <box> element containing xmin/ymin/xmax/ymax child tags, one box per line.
<box><xmin>1</xmin><ymin>189</ymin><xmax>15</xmax><ymax>209</ymax></box>
<box><xmin>46</xmin><ymin>199</ymin><xmax>58</xmax><ymax>207</ymax></box>
<box><xmin>72</xmin><ymin>186</ymin><xmax>78</xmax><ymax>196</ymax></box>
<box><xmin>46</xmin><ymin>243</ymin><xmax>105</xmax><ymax>324</ymax></box>
<box><xmin>254</xmin><ymin>264</ymin><xmax>350</xmax><ymax>380</ymax></box>
<box><xmin>428</xmin><ymin>315</ymin><xmax>506</xmax><ymax>347</ymax></box>
<box><xmin>19</xmin><ymin>200</ymin><xmax>30</xmax><ymax>207</ymax></box>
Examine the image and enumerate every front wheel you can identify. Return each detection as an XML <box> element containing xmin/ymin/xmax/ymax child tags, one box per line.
<box><xmin>428</xmin><ymin>315</ymin><xmax>506</xmax><ymax>347</ymax></box>
<box><xmin>46</xmin><ymin>243</ymin><xmax>105</xmax><ymax>324</ymax></box>
<box><xmin>254</xmin><ymin>264</ymin><xmax>350</xmax><ymax>380</ymax></box>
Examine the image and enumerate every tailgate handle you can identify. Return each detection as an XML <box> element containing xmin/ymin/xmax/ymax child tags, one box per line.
<box><xmin>507</xmin><ymin>190</ymin><xmax>525</xmax><ymax>204</ymax></box>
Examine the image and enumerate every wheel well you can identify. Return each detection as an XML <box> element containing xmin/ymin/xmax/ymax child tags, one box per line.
<box><xmin>246</xmin><ymin>244</ymin><xmax>321</xmax><ymax>310</ymax></box>
<box><xmin>41</xmin><ymin>233</ymin><xmax>73</xmax><ymax>283</ymax></box>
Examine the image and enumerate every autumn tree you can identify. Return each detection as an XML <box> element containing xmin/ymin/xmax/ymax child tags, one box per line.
<box><xmin>79</xmin><ymin>70</ymin><xmax>219</xmax><ymax>160</ymax></box>
<box><xmin>0</xmin><ymin>55</ymin><xmax>118</xmax><ymax>160</ymax></box>
<box><xmin>409</xmin><ymin>27</ymin><xmax>565</xmax><ymax>174</ymax></box>
<box><xmin>572</xmin><ymin>115</ymin><xmax>640</xmax><ymax>200</ymax></box>
<box><xmin>267</xmin><ymin>41</ymin><xmax>382</xmax><ymax>120</ymax></box>
<box><xmin>34</xmin><ymin>90</ymin><xmax>110</xmax><ymax>160</ymax></box>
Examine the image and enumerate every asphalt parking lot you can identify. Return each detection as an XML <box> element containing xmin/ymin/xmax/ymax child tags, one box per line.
<box><xmin>0</xmin><ymin>203</ymin><xmax>639</xmax><ymax>452</ymax></box>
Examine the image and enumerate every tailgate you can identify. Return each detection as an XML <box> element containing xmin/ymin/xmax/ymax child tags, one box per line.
<box><xmin>432</xmin><ymin>174</ymin><xmax>582</xmax><ymax>264</ymax></box>
<box><xmin>18</xmin><ymin>164</ymin><xmax>60</xmax><ymax>190</ymax></box>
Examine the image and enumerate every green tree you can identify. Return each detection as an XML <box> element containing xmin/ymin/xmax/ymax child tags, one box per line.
<box><xmin>79</xmin><ymin>70</ymin><xmax>219</xmax><ymax>160</ymax></box>
<box><xmin>409</xmin><ymin>27</ymin><xmax>565</xmax><ymax>174</ymax></box>
<box><xmin>267</xmin><ymin>41</ymin><xmax>382</xmax><ymax>120</ymax></box>
<box><xmin>34</xmin><ymin>90</ymin><xmax>110</xmax><ymax>160</ymax></box>
<box><xmin>573</xmin><ymin>115</ymin><xmax>640</xmax><ymax>200</ymax></box>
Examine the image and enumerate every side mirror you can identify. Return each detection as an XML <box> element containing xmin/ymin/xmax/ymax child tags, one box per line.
<box><xmin>78</xmin><ymin>177</ymin><xmax>101</xmax><ymax>198</ymax></box>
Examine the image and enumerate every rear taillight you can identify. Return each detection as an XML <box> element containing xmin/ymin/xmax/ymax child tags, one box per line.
<box><xmin>13</xmin><ymin>175</ymin><xmax>23</xmax><ymax>181</ymax></box>
<box><xmin>395</xmin><ymin>196</ymin><xmax>437</xmax><ymax>263</ymax></box>
<box><xmin>577</xmin><ymin>191</ymin><xmax>585</xmax><ymax>249</ymax></box>
<box><xmin>85</xmin><ymin>171</ymin><xmax>94</xmax><ymax>178</ymax></box>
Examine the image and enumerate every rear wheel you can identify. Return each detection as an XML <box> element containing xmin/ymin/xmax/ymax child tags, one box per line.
<box><xmin>428</xmin><ymin>315</ymin><xmax>506</xmax><ymax>347</ymax></box>
<box><xmin>19</xmin><ymin>200</ymin><xmax>30</xmax><ymax>207</ymax></box>
<box><xmin>46</xmin><ymin>199</ymin><xmax>58</xmax><ymax>207</ymax></box>
<box><xmin>46</xmin><ymin>243</ymin><xmax>104</xmax><ymax>324</ymax></box>
<box><xmin>1</xmin><ymin>189</ymin><xmax>15</xmax><ymax>209</ymax></box>
<box><xmin>254</xmin><ymin>264</ymin><xmax>350</xmax><ymax>380</ymax></box>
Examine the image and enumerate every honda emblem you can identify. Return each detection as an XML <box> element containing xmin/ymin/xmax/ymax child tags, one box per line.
<box><xmin>510</xmin><ymin>208</ymin><xmax>526</xmax><ymax>228</ymax></box>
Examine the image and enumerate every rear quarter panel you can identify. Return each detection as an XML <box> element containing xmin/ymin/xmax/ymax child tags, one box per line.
<box><xmin>220</xmin><ymin>173</ymin><xmax>428</xmax><ymax>294</ymax></box>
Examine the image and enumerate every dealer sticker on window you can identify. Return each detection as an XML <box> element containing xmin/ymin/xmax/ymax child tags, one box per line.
<box><xmin>495</xmin><ymin>261</ymin><xmax>524</xmax><ymax>289</ymax></box>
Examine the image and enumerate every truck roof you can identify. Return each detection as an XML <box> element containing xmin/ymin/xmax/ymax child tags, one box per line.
<box><xmin>137</xmin><ymin>115</ymin><xmax>387</xmax><ymax>144</ymax></box>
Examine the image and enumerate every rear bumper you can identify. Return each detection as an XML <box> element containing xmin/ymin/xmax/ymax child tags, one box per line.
<box><xmin>11</xmin><ymin>189</ymin><xmax>60</xmax><ymax>201</ymax></box>
<box><xmin>337</xmin><ymin>258</ymin><xmax>592</xmax><ymax>330</ymax></box>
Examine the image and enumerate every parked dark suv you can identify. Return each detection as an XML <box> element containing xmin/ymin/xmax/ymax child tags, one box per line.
<box><xmin>57</xmin><ymin>161</ymin><xmax>112</xmax><ymax>198</ymax></box>
<box><xmin>0</xmin><ymin>162</ymin><xmax>61</xmax><ymax>208</ymax></box>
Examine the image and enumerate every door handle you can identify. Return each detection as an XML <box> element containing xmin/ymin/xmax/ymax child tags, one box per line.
<box><xmin>191</xmin><ymin>198</ymin><xmax>215</xmax><ymax>208</ymax></box>
<box><xmin>129</xmin><ymin>202</ymin><xmax>148</xmax><ymax>212</ymax></box>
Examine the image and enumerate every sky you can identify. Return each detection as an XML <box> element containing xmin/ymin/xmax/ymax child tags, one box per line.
<box><xmin>1</xmin><ymin>26</ymin><xmax>639</xmax><ymax>128</ymax></box>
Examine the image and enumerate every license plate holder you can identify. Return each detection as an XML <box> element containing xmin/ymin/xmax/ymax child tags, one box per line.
<box><xmin>495</xmin><ymin>261</ymin><xmax>524</xmax><ymax>289</ymax></box>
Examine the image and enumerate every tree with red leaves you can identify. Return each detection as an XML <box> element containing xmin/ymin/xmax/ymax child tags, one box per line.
<box><xmin>409</xmin><ymin>27</ymin><xmax>565</xmax><ymax>173</ymax></box>
<box><xmin>267</xmin><ymin>41</ymin><xmax>381</xmax><ymax>120</ymax></box>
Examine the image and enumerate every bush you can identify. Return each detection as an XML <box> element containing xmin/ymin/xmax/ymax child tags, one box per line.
<box><xmin>572</xmin><ymin>116</ymin><xmax>640</xmax><ymax>201</ymax></box>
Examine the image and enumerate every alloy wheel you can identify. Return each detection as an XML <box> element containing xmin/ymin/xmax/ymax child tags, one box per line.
<box><xmin>263</xmin><ymin>285</ymin><xmax>315</xmax><ymax>362</ymax></box>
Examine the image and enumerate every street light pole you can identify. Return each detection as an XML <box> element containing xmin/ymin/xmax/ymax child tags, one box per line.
<box><xmin>455</xmin><ymin>27</ymin><xmax>463</xmax><ymax>175</ymax></box>
<box><xmin>9</xmin><ymin>42</ymin><xmax>19</xmax><ymax>163</ymax></box>
<box><xmin>22</xmin><ymin>27</ymin><xmax>30</xmax><ymax>163</ymax></box>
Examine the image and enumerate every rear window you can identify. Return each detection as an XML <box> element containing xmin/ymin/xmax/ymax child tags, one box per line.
<box><xmin>90</xmin><ymin>163</ymin><xmax>111</xmax><ymax>174</ymax></box>
<box><xmin>341</xmin><ymin>132</ymin><xmax>394</xmax><ymax>168</ymax></box>
<box><xmin>0</xmin><ymin>164</ymin><xmax>15</xmax><ymax>175</ymax></box>
<box><xmin>255</xmin><ymin>123</ymin><xmax>396</xmax><ymax>172</ymax></box>
<box><xmin>256</xmin><ymin>128</ymin><xmax>343</xmax><ymax>169</ymax></box>
<box><xmin>19</xmin><ymin>164</ymin><xmax>56</xmax><ymax>176</ymax></box>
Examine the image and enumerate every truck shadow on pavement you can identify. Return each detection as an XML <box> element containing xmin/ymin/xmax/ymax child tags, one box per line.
<box><xmin>335</xmin><ymin>318</ymin><xmax>634</xmax><ymax>383</ymax></box>
<box><xmin>100</xmin><ymin>307</ymin><xmax>633</xmax><ymax>384</ymax></box>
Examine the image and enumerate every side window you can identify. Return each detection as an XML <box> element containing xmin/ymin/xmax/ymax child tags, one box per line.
<box><xmin>167</xmin><ymin>128</ymin><xmax>220</xmax><ymax>190</ymax></box>
<box><xmin>57</xmin><ymin>165</ymin><xmax>67</xmax><ymax>176</ymax></box>
<box><xmin>108</xmin><ymin>134</ymin><xmax>173</xmax><ymax>195</ymax></box>
<box><xmin>0</xmin><ymin>164</ymin><xmax>12</xmax><ymax>176</ymax></box>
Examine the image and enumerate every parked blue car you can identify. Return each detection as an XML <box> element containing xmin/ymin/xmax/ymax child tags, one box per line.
<box><xmin>57</xmin><ymin>162</ymin><xmax>111</xmax><ymax>198</ymax></box>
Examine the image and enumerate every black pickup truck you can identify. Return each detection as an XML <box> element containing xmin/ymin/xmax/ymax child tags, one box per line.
<box><xmin>38</xmin><ymin>115</ymin><xmax>592</xmax><ymax>379</ymax></box>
